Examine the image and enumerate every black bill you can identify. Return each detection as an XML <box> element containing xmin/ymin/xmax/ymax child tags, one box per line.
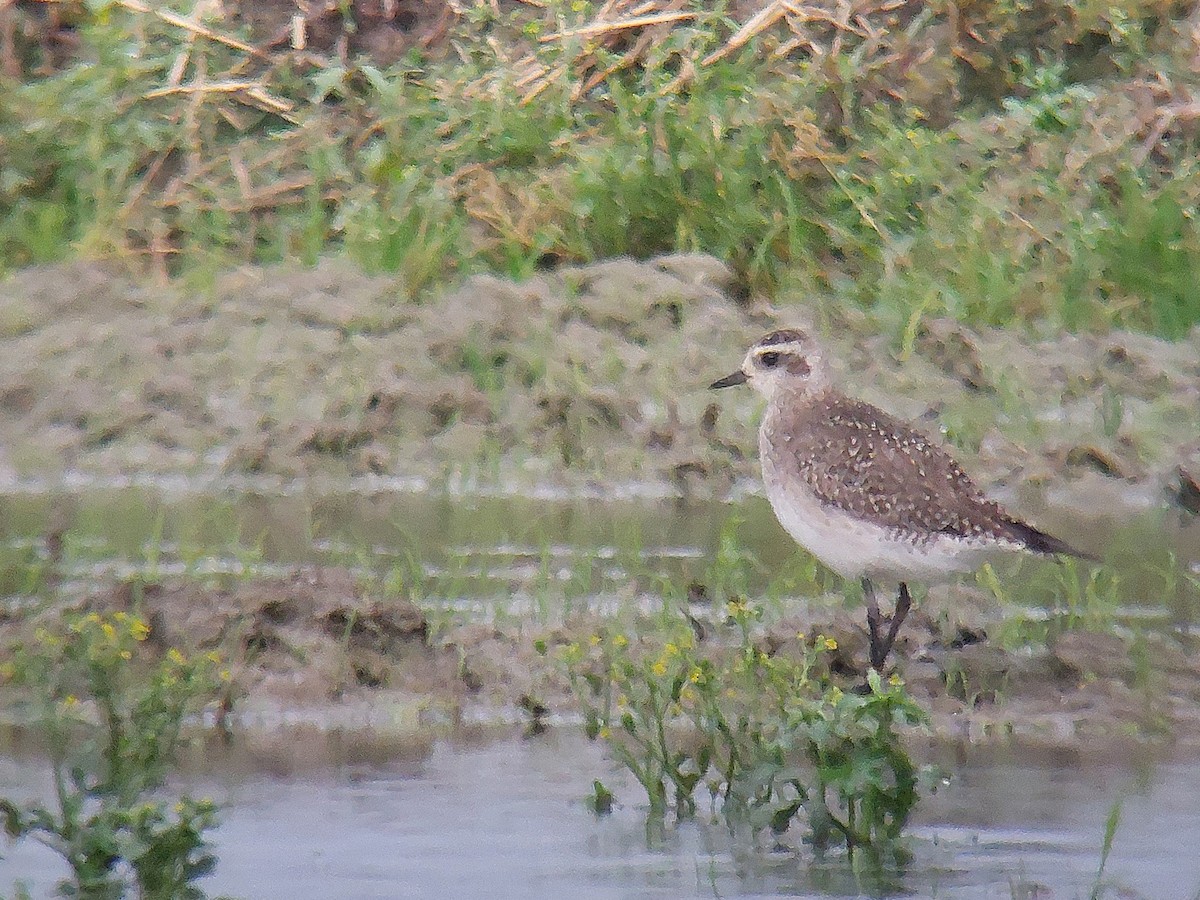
<box><xmin>709</xmin><ymin>370</ymin><xmax>748</xmax><ymax>389</ymax></box>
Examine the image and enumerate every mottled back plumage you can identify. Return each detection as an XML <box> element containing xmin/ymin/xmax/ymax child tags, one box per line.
<box><xmin>763</xmin><ymin>394</ymin><xmax>1020</xmax><ymax>546</ymax></box>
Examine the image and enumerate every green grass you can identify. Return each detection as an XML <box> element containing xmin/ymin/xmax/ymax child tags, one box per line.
<box><xmin>2</xmin><ymin>1</ymin><xmax>1200</xmax><ymax>338</ymax></box>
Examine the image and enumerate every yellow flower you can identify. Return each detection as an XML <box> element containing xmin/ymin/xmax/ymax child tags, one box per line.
<box><xmin>651</xmin><ymin>660</ymin><xmax>668</xmax><ymax>677</ymax></box>
<box><xmin>679</xmin><ymin>686</ymin><xmax>695</xmax><ymax>704</ymax></box>
<box><xmin>688</xmin><ymin>668</ymin><xmax>705</xmax><ymax>684</ymax></box>
<box><xmin>167</xmin><ymin>648</ymin><xmax>186</xmax><ymax>665</ymax></box>
<box><xmin>598</xmin><ymin>727</ymin><xmax>612</xmax><ymax>740</ymax></box>
<box><xmin>220</xmin><ymin>669</ymin><xmax>232</xmax><ymax>682</ymax></box>
<box><xmin>589</xmin><ymin>634</ymin><xmax>602</xmax><ymax>646</ymax></box>
<box><xmin>120</xmin><ymin>650</ymin><xmax>132</xmax><ymax>660</ymax></box>
<box><xmin>889</xmin><ymin>673</ymin><xmax>902</xmax><ymax>687</ymax></box>
<box><xmin>824</xmin><ymin>637</ymin><xmax>838</xmax><ymax>651</ymax></box>
<box><xmin>613</xmin><ymin>634</ymin><xmax>629</xmax><ymax>648</ymax></box>
<box><xmin>131</xmin><ymin>620</ymin><xmax>151</xmax><ymax>641</ymax></box>
<box><xmin>205</xmin><ymin>651</ymin><xmax>222</xmax><ymax>664</ymax></box>
<box><xmin>664</xmin><ymin>642</ymin><xmax>679</xmax><ymax>656</ymax></box>
<box><xmin>796</xmin><ymin>631</ymin><xmax>806</xmax><ymax>641</ymax></box>
<box><xmin>63</xmin><ymin>695</ymin><xmax>78</xmax><ymax>708</ymax></box>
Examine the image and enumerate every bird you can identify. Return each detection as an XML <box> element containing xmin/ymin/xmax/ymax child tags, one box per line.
<box><xmin>710</xmin><ymin>327</ymin><xmax>1094</xmax><ymax>672</ymax></box>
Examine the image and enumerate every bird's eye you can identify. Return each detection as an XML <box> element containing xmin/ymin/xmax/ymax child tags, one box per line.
<box><xmin>760</xmin><ymin>352</ymin><xmax>781</xmax><ymax>368</ymax></box>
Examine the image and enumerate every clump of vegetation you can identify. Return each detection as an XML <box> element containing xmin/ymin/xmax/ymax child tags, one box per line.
<box><xmin>0</xmin><ymin>610</ymin><xmax>230</xmax><ymax>899</ymax></box>
<box><xmin>3</xmin><ymin>0</ymin><xmax>1200</xmax><ymax>337</ymax></box>
<box><xmin>558</xmin><ymin>597</ymin><xmax>930</xmax><ymax>863</ymax></box>
<box><xmin>977</xmin><ymin>555</ymin><xmax>1126</xmax><ymax>648</ymax></box>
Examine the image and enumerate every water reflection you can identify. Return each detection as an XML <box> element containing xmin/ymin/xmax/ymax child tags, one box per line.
<box><xmin>2</xmin><ymin>731</ymin><xmax>1199</xmax><ymax>899</ymax></box>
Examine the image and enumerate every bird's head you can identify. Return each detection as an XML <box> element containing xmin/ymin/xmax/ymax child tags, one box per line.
<box><xmin>709</xmin><ymin>328</ymin><xmax>831</xmax><ymax>400</ymax></box>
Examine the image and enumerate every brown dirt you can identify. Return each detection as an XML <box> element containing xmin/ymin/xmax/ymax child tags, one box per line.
<box><xmin>7</xmin><ymin>565</ymin><xmax>1199</xmax><ymax>754</ymax></box>
<box><xmin>56</xmin><ymin>566</ymin><xmax>568</xmax><ymax>734</ymax></box>
<box><xmin>814</xmin><ymin>585</ymin><xmax>1200</xmax><ymax>751</ymax></box>
<box><xmin>2</xmin><ymin>0</ymin><xmax>461</xmax><ymax>77</ymax></box>
<box><xmin>2</xmin><ymin>256</ymin><xmax>1199</xmax><ymax>509</ymax></box>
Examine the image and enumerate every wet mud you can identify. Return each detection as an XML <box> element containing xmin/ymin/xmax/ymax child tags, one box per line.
<box><xmin>3</xmin><ymin>257</ymin><xmax>1200</xmax><ymax>752</ymax></box>
<box><xmin>2</xmin><ymin>257</ymin><xmax>1198</xmax><ymax>506</ymax></box>
<box><xmin>4</xmin><ymin>565</ymin><xmax>1199</xmax><ymax>755</ymax></box>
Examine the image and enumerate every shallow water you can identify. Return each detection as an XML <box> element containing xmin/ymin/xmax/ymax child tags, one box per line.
<box><xmin>2</xmin><ymin>731</ymin><xmax>1199</xmax><ymax>899</ymax></box>
<box><xmin>1</xmin><ymin>482</ymin><xmax>1197</xmax><ymax>627</ymax></box>
<box><xmin>1</xmin><ymin>484</ymin><xmax>1200</xmax><ymax>896</ymax></box>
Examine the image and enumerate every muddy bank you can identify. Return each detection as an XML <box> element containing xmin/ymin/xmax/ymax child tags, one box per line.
<box><xmin>1</xmin><ymin>257</ymin><xmax>1198</xmax><ymax>505</ymax></box>
<box><xmin>6</xmin><ymin>566</ymin><xmax>1199</xmax><ymax>755</ymax></box>
<box><xmin>3</xmin><ymin>256</ymin><xmax>1199</xmax><ymax>753</ymax></box>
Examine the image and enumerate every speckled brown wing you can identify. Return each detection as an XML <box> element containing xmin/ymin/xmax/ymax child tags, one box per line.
<box><xmin>776</xmin><ymin>395</ymin><xmax>1018</xmax><ymax>544</ymax></box>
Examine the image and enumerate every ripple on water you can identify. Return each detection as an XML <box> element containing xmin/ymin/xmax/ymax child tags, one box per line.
<box><xmin>2</xmin><ymin>734</ymin><xmax>1199</xmax><ymax>899</ymax></box>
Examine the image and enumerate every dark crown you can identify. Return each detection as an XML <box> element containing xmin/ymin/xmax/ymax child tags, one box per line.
<box><xmin>758</xmin><ymin>328</ymin><xmax>809</xmax><ymax>348</ymax></box>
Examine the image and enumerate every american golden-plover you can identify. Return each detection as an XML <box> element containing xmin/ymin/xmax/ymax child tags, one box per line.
<box><xmin>711</xmin><ymin>328</ymin><xmax>1093</xmax><ymax>671</ymax></box>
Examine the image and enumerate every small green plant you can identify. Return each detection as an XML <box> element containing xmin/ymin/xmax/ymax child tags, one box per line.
<box><xmin>1050</xmin><ymin>559</ymin><xmax>1121</xmax><ymax>632</ymax></box>
<box><xmin>0</xmin><ymin>611</ymin><xmax>230</xmax><ymax>899</ymax></box>
<box><xmin>703</xmin><ymin>516</ymin><xmax>759</xmax><ymax>607</ymax></box>
<box><xmin>1089</xmin><ymin>795</ymin><xmax>1124</xmax><ymax>900</ymax></box>
<box><xmin>560</xmin><ymin>599</ymin><xmax>929</xmax><ymax>862</ymax></box>
<box><xmin>979</xmin><ymin>558</ymin><xmax>1122</xmax><ymax>646</ymax></box>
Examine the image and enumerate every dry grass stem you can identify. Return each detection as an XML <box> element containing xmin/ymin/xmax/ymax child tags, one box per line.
<box><xmin>115</xmin><ymin>0</ymin><xmax>273</xmax><ymax>60</ymax></box>
<box><xmin>538</xmin><ymin>10</ymin><xmax>696</xmax><ymax>43</ymax></box>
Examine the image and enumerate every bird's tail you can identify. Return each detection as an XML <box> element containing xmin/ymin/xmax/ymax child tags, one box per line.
<box><xmin>1006</xmin><ymin>519</ymin><xmax>1100</xmax><ymax>562</ymax></box>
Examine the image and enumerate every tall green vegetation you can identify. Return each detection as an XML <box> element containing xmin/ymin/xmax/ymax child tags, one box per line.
<box><xmin>2</xmin><ymin>0</ymin><xmax>1199</xmax><ymax>336</ymax></box>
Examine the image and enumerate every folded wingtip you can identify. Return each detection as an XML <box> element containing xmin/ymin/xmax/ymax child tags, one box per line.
<box><xmin>1010</xmin><ymin>521</ymin><xmax>1100</xmax><ymax>562</ymax></box>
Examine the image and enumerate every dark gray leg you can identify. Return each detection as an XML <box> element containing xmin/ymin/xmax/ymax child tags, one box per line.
<box><xmin>864</xmin><ymin>581</ymin><xmax>913</xmax><ymax>672</ymax></box>
<box><xmin>863</xmin><ymin>577</ymin><xmax>886</xmax><ymax>671</ymax></box>
<box><xmin>874</xmin><ymin>582</ymin><xmax>912</xmax><ymax>670</ymax></box>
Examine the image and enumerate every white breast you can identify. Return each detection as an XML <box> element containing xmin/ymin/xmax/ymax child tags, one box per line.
<box><xmin>760</xmin><ymin>447</ymin><xmax>1002</xmax><ymax>584</ymax></box>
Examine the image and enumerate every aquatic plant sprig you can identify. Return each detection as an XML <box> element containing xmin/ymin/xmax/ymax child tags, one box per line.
<box><xmin>0</xmin><ymin>611</ymin><xmax>231</xmax><ymax>898</ymax></box>
<box><xmin>560</xmin><ymin>606</ymin><xmax>929</xmax><ymax>860</ymax></box>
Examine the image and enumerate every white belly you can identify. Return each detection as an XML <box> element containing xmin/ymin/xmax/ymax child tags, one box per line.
<box><xmin>764</xmin><ymin>478</ymin><xmax>999</xmax><ymax>583</ymax></box>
